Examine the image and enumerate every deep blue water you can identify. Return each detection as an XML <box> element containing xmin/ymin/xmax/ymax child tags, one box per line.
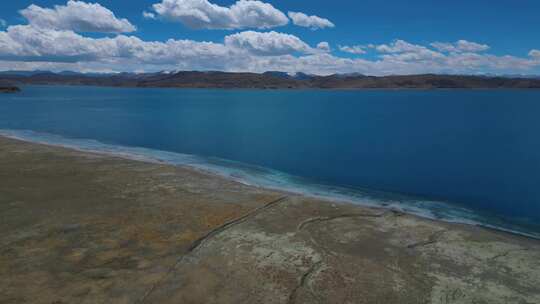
<box><xmin>1</xmin><ymin>85</ymin><xmax>539</xmax><ymax>237</ymax></box>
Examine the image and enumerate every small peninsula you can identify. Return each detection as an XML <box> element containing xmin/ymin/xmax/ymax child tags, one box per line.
<box><xmin>0</xmin><ymin>86</ymin><xmax>20</xmax><ymax>93</ymax></box>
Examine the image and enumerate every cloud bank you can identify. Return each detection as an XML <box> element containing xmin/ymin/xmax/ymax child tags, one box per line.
<box><xmin>1</xmin><ymin>1</ymin><xmax>539</xmax><ymax>76</ymax></box>
<box><xmin>431</xmin><ymin>40</ymin><xmax>490</xmax><ymax>53</ymax></box>
<box><xmin>224</xmin><ymin>31</ymin><xmax>313</xmax><ymax>55</ymax></box>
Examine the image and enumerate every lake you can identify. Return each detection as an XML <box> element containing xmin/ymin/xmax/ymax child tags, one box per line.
<box><xmin>1</xmin><ymin>86</ymin><xmax>539</xmax><ymax>237</ymax></box>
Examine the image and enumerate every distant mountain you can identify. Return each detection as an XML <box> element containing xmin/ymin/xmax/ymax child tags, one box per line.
<box><xmin>488</xmin><ymin>73</ymin><xmax>540</xmax><ymax>79</ymax></box>
<box><xmin>57</xmin><ymin>71</ymin><xmax>86</xmax><ymax>76</ymax></box>
<box><xmin>261</xmin><ymin>71</ymin><xmax>315</xmax><ymax>80</ymax></box>
<box><xmin>2</xmin><ymin>71</ymin><xmax>540</xmax><ymax>89</ymax></box>
<box><xmin>0</xmin><ymin>70</ymin><xmax>120</xmax><ymax>77</ymax></box>
<box><xmin>135</xmin><ymin>71</ymin><xmax>304</xmax><ymax>89</ymax></box>
<box><xmin>307</xmin><ymin>74</ymin><xmax>540</xmax><ymax>89</ymax></box>
<box><xmin>331</xmin><ymin>72</ymin><xmax>365</xmax><ymax>78</ymax></box>
<box><xmin>0</xmin><ymin>70</ymin><xmax>56</xmax><ymax>76</ymax></box>
<box><xmin>262</xmin><ymin>71</ymin><xmax>291</xmax><ymax>79</ymax></box>
<box><xmin>290</xmin><ymin>72</ymin><xmax>314</xmax><ymax>80</ymax></box>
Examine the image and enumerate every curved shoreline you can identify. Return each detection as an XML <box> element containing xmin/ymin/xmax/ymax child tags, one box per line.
<box><xmin>1</xmin><ymin>133</ymin><xmax>539</xmax><ymax>303</ymax></box>
<box><xmin>1</xmin><ymin>129</ymin><xmax>538</xmax><ymax>240</ymax></box>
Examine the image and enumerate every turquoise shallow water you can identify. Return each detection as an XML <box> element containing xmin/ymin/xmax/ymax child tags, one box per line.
<box><xmin>1</xmin><ymin>86</ymin><xmax>540</xmax><ymax>238</ymax></box>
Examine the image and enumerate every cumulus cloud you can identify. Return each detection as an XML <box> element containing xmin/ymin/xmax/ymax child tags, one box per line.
<box><xmin>224</xmin><ymin>31</ymin><xmax>313</xmax><ymax>56</ymax></box>
<box><xmin>287</xmin><ymin>12</ymin><xmax>334</xmax><ymax>30</ymax></box>
<box><xmin>317</xmin><ymin>42</ymin><xmax>331</xmax><ymax>52</ymax></box>
<box><xmin>143</xmin><ymin>11</ymin><xmax>156</xmax><ymax>19</ymax></box>
<box><xmin>0</xmin><ymin>25</ymin><xmax>116</xmax><ymax>62</ymax></box>
<box><xmin>3</xmin><ymin>25</ymin><xmax>538</xmax><ymax>76</ymax></box>
<box><xmin>19</xmin><ymin>1</ymin><xmax>136</xmax><ymax>33</ymax></box>
<box><xmin>529</xmin><ymin>49</ymin><xmax>540</xmax><ymax>60</ymax></box>
<box><xmin>373</xmin><ymin>40</ymin><xmax>444</xmax><ymax>61</ymax></box>
<box><xmin>375</xmin><ymin>40</ymin><xmax>430</xmax><ymax>53</ymax></box>
<box><xmin>1</xmin><ymin>25</ymin><xmax>539</xmax><ymax>75</ymax></box>
<box><xmin>151</xmin><ymin>0</ymin><xmax>288</xmax><ymax>30</ymax></box>
<box><xmin>1</xmin><ymin>5</ymin><xmax>539</xmax><ymax>77</ymax></box>
<box><xmin>339</xmin><ymin>45</ymin><xmax>366</xmax><ymax>55</ymax></box>
<box><xmin>0</xmin><ymin>24</ymin><xmax>232</xmax><ymax>67</ymax></box>
<box><xmin>0</xmin><ymin>25</ymin><xmax>322</xmax><ymax>68</ymax></box>
<box><xmin>431</xmin><ymin>40</ymin><xmax>490</xmax><ymax>53</ymax></box>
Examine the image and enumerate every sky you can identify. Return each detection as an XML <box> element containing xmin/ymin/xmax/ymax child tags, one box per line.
<box><xmin>0</xmin><ymin>0</ymin><xmax>539</xmax><ymax>75</ymax></box>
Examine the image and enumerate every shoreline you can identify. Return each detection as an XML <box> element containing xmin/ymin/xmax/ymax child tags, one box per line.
<box><xmin>1</xmin><ymin>135</ymin><xmax>539</xmax><ymax>303</ymax></box>
<box><xmin>1</xmin><ymin>131</ymin><xmax>538</xmax><ymax>241</ymax></box>
<box><xmin>7</xmin><ymin>83</ymin><xmax>540</xmax><ymax>91</ymax></box>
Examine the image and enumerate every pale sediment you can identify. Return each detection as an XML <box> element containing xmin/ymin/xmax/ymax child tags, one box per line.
<box><xmin>0</xmin><ymin>136</ymin><xmax>539</xmax><ymax>303</ymax></box>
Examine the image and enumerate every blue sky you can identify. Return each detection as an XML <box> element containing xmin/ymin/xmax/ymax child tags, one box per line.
<box><xmin>0</xmin><ymin>0</ymin><xmax>539</xmax><ymax>75</ymax></box>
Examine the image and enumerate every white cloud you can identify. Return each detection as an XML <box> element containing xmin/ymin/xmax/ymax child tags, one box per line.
<box><xmin>0</xmin><ymin>19</ymin><xmax>6</xmax><ymax>28</ymax></box>
<box><xmin>0</xmin><ymin>25</ymin><xmax>322</xmax><ymax>68</ymax></box>
<box><xmin>0</xmin><ymin>25</ymin><xmax>230</xmax><ymax>67</ymax></box>
<box><xmin>287</xmin><ymin>12</ymin><xmax>334</xmax><ymax>30</ymax></box>
<box><xmin>339</xmin><ymin>45</ymin><xmax>366</xmax><ymax>55</ymax></box>
<box><xmin>375</xmin><ymin>40</ymin><xmax>431</xmax><ymax>54</ymax></box>
<box><xmin>374</xmin><ymin>40</ymin><xmax>444</xmax><ymax>61</ymax></box>
<box><xmin>317</xmin><ymin>42</ymin><xmax>331</xmax><ymax>52</ymax></box>
<box><xmin>151</xmin><ymin>0</ymin><xmax>288</xmax><ymax>30</ymax></box>
<box><xmin>1</xmin><ymin>25</ymin><xmax>539</xmax><ymax>75</ymax></box>
<box><xmin>529</xmin><ymin>49</ymin><xmax>540</xmax><ymax>60</ymax></box>
<box><xmin>0</xmin><ymin>25</ymin><xmax>115</xmax><ymax>62</ymax></box>
<box><xmin>1</xmin><ymin>8</ymin><xmax>539</xmax><ymax>77</ymax></box>
<box><xmin>19</xmin><ymin>1</ymin><xmax>136</xmax><ymax>33</ymax></box>
<box><xmin>224</xmin><ymin>31</ymin><xmax>313</xmax><ymax>56</ymax></box>
<box><xmin>456</xmin><ymin>40</ymin><xmax>490</xmax><ymax>52</ymax></box>
<box><xmin>431</xmin><ymin>40</ymin><xmax>490</xmax><ymax>53</ymax></box>
<box><xmin>143</xmin><ymin>11</ymin><xmax>156</xmax><ymax>19</ymax></box>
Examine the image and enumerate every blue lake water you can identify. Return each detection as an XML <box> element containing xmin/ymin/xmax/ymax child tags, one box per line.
<box><xmin>1</xmin><ymin>85</ymin><xmax>539</xmax><ymax>238</ymax></box>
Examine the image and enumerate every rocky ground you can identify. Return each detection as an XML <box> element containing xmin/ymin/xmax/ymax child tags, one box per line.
<box><xmin>0</xmin><ymin>136</ymin><xmax>539</xmax><ymax>304</ymax></box>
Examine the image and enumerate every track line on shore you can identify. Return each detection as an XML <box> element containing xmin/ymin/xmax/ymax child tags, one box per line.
<box><xmin>296</xmin><ymin>209</ymin><xmax>398</xmax><ymax>231</ymax></box>
<box><xmin>187</xmin><ymin>195</ymin><xmax>289</xmax><ymax>253</ymax></box>
<box><xmin>137</xmin><ymin>195</ymin><xmax>289</xmax><ymax>304</ymax></box>
<box><xmin>488</xmin><ymin>247</ymin><xmax>530</xmax><ymax>261</ymax></box>
<box><xmin>406</xmin><ymin>230</ymin><xmax>447</xmax><ymax>249</ymax></box>
<box><xmin>288</xmin><ymin>261</ymin><xmax>323</xmax><ymax>304</ymax></box>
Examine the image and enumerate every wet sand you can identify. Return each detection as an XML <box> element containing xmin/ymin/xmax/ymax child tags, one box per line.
<box><xmin>1</xmin><ymin>136</ymin><xmax>539</xmax><ymax>304</ymax></box>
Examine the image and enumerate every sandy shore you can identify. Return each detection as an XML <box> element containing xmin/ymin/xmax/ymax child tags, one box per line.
<box><xmin>1</xmin><ymin>136</ymin><xmax>539</xmax><ymax>304</ymax></box>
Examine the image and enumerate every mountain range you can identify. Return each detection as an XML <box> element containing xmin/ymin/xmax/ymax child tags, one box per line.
<box><xmin>2</xmin><ymin>71</ymin><xmax>540</xmax><ymax>89</ymax></box>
